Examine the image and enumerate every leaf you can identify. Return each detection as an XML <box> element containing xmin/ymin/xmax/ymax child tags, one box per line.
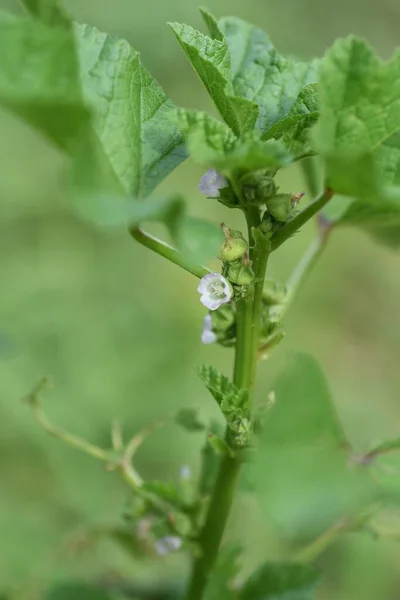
<box><xmin>200</xmin><ymin>7</ymin><xmax>224</xmax><ymax>42</ymax></box>
<box><xmin>218</xmin><ymin>16</ymin><xmax>319</xmax><ymax>134</ymax></box>
<box><xmin>176</xmin><ymin>408</ymin><xmax>205</xmax><ymax>432</ymax></box>
<box><xmin>315</xmin><ymin>36</ymin><xmax>400</xmax><ymax>197</ymax></box>
<box><xmin>20</xmin><ymin>0</ymin><xmax>70</xmax><ymax>27</ymax></box>
<box><xmin>0</xmin><ymin>14</ymin><xmax>186</xmax><ymax>223</ymax></box>
<box><xmin>334</xmin><ymin>198</ymin><xmax>400</xmax><ymax>250</ymax></box>
<box><xmin>239</xmin><ymin>563</ymin><xmax>320</xmax><ymax>600</ymax></box>
<box><xmin>169</xmin><ymin>21</ymin><xmax>258</xmax><ymax>136</ymax></box>
<box><xmin>250</xmin><ymin>353</ymin><xmax>377</xmax><ymax>539</ymax></box>
<box><xmin>197</xmin><ymin>365</ymin><xmax>249</xmax><ymax>412</ymax></box>
<box><xmin>74</xmin><ymin>22</ymin><xmax>186</xmax><ymax>199</ymax></box>
<box><xmin>178</xmin><ymin>109</ymin><xmax>291</xmax><ymax>174</ymax></box>
<box><xmin>263</xmin><ymin>84</ymin><xmax>319</xmax><ymax>156</ymax></box>
<box><xmin>204</xmin><ymin>545</ymin><xmax>241</xmax><ymax>600</ymax></box>
<box><xmin>45</xmin><ymin>583</ymin><xmax>115</xmax><ymax>600</ymax></box>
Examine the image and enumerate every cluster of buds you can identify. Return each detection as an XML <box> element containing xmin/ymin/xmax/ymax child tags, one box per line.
<box><xmin>220</xmin><ymin>224</ymin><xmax>255</xmax><ymax>287</ymax></box>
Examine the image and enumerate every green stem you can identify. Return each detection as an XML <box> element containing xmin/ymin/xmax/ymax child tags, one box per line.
<box><xmin>275</xmin><ymin>236</ymin><xmax>324</xmax><ymax>322</ymax></box>
<box><xmin>271</xmin><ymin>188</ymin><xmax>334</xmax><ymax>251</ymax></box>
<box><xmin>185</xmin><ymin>209</ymin><xmax>268</xmax><ymax>600</ymax></box>
<box><xmin>130</xmin><ymin>227</ymin><xmax>210</xmax><ymax>279</ymax></box>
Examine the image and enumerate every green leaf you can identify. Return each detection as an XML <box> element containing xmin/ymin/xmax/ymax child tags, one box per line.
<box><xmin>204</xmin><ymin>545</ymin><xmax>241</xmax><ymax>600</ymax></box>
<box><xmin>45</xmin><ymin>583</ymin><xmax>115</xmax><ymax>600</ymax></box>
<box><xmin>176</xmin><ymin>407</ymin><xmax>205</xmax><ymax>432</ymax></box>
<box><xmin>20</xmin><ymin>0</ymin><xmax>70</xmax><ymax>27</ymax></box>
<box><xmin>218</xmin><ymin>16</ymin><xmax>318</xmax><ymax>134</ymax></box>
<box><xmin>250</xmin><ymin>353</ymin><xmax>377</xmax><ymax>539</ymax></box>
<box><xmin>239</xmin><ymin>563</ymin><xmax>320</xmax><ymax>600</ymax></box>
<box><xmin>334</xmin><ymin>197</ymin><xmax>400</xmax><ymax>250</ymax></box>
<box><xmin>315</xmin><ymin>36</ymin><xmax>400</xmax><ymax>197</ymax></box>
<box><xmin>143</xmin><ymin>481</ymin><xmax>183</xmax><ymax>507</ymax></box>
<box><xmin>0</xmin><ymin>14</ymin><xmax>186</xmax><ymax>223</ymax></box>
<box><xmin>74</xmin><ymin>22</ymin><xmax>186</xmax><ymax>199</ymax></box>
<box><xmin>199</xmin><ymin>7</ymin><xmax>224</xmax><ymax>42</ymax></box>
<box><xmin>263</xmin><ymin>84</ymin><xmax>319</xmax><ymax>156</ymax></box>
<box><xmin>178</xmin><ymin>109</ymin><xmax>291</xmax><ymax>174</ymax></box>
<box><xmin>169</xmin><ymin>22</ymin><xmax>258</xmax><ymax>136</ymax></box>
<box><xmin>197</xmin><ymin>365</ymin><xmax>249</xmax><ymax>412</ymax></box>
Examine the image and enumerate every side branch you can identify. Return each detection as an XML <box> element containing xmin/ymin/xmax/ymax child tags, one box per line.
<box><xmin>130</xmin><ymin>227</ymin><xmax>210</xmax><ymax>279</ymax></box>
<box><xmin>271</xmin><ymin>188</ymin><xmax>334</xmax><ymax>251</ymax></box>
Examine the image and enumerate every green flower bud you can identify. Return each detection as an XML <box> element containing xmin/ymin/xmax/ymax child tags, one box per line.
<box><xmin>263</xmin><ymin>278</ymin><xmax>287</xmax><ymax>305</ymax></box>
<box><xmin>211</xmin><ymin>304</ymin><xmax>236</xmax><ymax>332</ymax></box>
<box><xmin>227</xmin><ymin>262</ymin><xmax>255</xmax><ymax>286</ymax></box>
<box><xmin>219</xmin><ymin>224</ymin><xmax>248</xmax><ymax>262</ymax></box>
<box><xmin>259</xmin><ymin>215</ymin><xmax>274</xmax><ymax>237</ymax></box>
<box><xmin>265</xmin><ymin>193</ymin><xmax>294</xmax><ymax>222</ymax></box>
<box><xmin>241</xmin><ymin>171</ymin><xmax>277</xmax><ymax>206</ymax></box>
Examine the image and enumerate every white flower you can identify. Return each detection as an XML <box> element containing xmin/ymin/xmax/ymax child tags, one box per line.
<box><xmin>201</xmin><ymin>314</ymin><xmax>217</xmax><ymax>345</ymax></box>
<box><xmin>155</xmin><ymin>535</ymin><xmax>182</xmax><ymax>556</ymax></box>
<box><xmin>180</xmin><ymin>465</ymin><xmax>192</xmax><ymax>480</ymax></box>
<box><xmin>198</xmin><ymin>273</ymin><xmax>232</xmax><ymax>311</ymax></box>
<box><xmin>199</xmin><ymin>169</ymin><xmax>228</xmax><ymax>197</ymax></box>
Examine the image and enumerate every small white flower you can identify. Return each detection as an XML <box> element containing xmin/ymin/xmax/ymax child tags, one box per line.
<box><xmin>198</xmin><ymin>273</ymin><xmax>232</xmax><ymax>311</ymax></box>
<box><xmin>155</xmin><ymin>535</ymin><xmax>182</xmax><ymax>556</ymax></box>
<box><xmin>180</xmin><ymin>465</ymin><xmax>192</xmax><ymax>480</ymax></box>
<box><xmin>201</xmin><ymin>314</ymin><xmax>218</xmax><ymax>345</ymax></box>
<box><xmin>199</xmin><ymin>169</ymin><xmax>228</xmax><ymax>197</ymax></box>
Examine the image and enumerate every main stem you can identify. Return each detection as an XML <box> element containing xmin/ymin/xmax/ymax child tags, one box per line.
<box><xmin>185</xmin><ymin>208</ymin><xmax>266</xmax><ymax>600</ymax></box>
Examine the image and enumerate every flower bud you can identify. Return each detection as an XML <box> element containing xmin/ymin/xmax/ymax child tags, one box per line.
<box><xmin>211</xmin><ymin>304</ymin><xmax>235</xmax><ymax>332</ymax></box>
<box><xmin>263</xmin><ymin>278</ymin><xmax>287</xmax><ymax>305</ymax></box>
<box><xmin>265</xmin><ymin>193</ymin><xmax>293</xmax><ymax>222</ymax></box>
<box><xmin>259</xmin><ymin>215</ymin><xmax>274</xmax><ymax>237</ymax></box>
<box><xmin>242</xmin><ymin>172</ymin><xmax>277</xmax><ymax>206</ymax></box>
<box><xmin>227</xmin><ymin>262</ymin><xmax>255</xmax><ymax>286</ymax></box>
<box><xmin>219</xmin><ymin>224</ymin><xmax>248</xmax><ymax>263</ymax></box>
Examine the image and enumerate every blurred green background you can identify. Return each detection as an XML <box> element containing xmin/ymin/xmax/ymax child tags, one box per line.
<box><xmin>1</xmin><ymin>0</ymin><xmax>400</xmax><ymax>598</ymax></box>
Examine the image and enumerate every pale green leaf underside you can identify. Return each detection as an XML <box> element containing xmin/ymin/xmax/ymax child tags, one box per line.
<box><xmin>169</xmin><ymin>21</ymin><xmax>258</xmax><ymax>136</ymax></box>
<box><xmin>178</xmin><ymin>109</ymin><xmax>291</xmax><ymax>173</ymax></box>
<box><xmin>316</xmin><ymin>36</ymin><xmax>400</xmax><ymax>197</ymax></box>
<box><xmin>218</xmin><ymin>16</ymin><xmax>319</xmax><ymax>134</ymax></box>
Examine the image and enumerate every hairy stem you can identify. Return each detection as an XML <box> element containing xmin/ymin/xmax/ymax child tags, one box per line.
<box><xmin>130</xmin><ymin>227</ymin><xmax>210</xmax><ymax>279</ymax></box>
<box><xmin>185</xmin><ymin>208</ymin><xmax>268</xmax><ymax>600</ymax></box>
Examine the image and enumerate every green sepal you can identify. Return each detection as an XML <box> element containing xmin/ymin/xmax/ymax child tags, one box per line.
<box><xmin>227</xmin><ymin>263</ymin><xmax>255</xmax><ymax>286</ymax></box>
<box><xmin>219</xmin><ymin>226</ymin><xmax>249</xmax><ymax>262</ymax></box>
<box><xmin>265</xmin><ymin>194</ymin><xmax>294</xmax><ymax>223</ymax></box>
<box><xmin>210</xmin><ymin>304</ymin><xmax>236</xmax><ymax>332</ymax></box>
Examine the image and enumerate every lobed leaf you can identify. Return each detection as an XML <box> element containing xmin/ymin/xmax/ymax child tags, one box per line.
<box><xmin>169</xmin><ymin>21</ymin><xmax>259</xmax><ymax>136</ymax></box>
<box><xmin>263</xmin><ymin>84</ymin><xmax>319</xmax><ymax>156</ymax></box>
<box><xmin>249</xmin><ymin>353</ymin><xmax>378</xmax><ymax>538</ymax></box>
<box><xmin>315</xmin><ymin>36</ymin><xmax>400</xmax><ymax>198</ymax></box>
<box><xmin>218</xmin><ymin>16</ymin><xmax>319</xmax><ymax>134</ymax></box>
